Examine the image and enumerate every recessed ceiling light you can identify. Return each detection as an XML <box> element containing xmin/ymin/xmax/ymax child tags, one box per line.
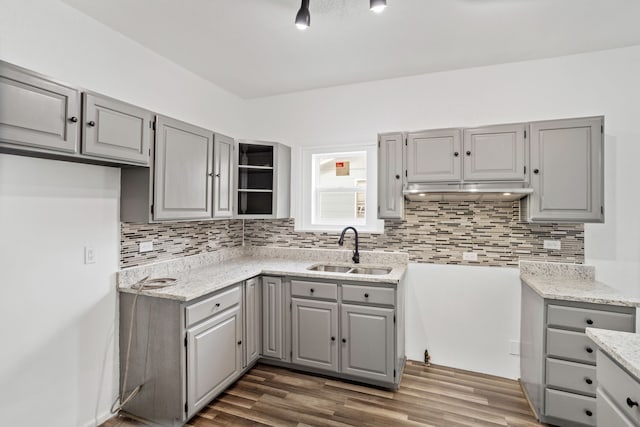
<box><xmin>295</xmin><ymin>0</ymin><xmax>310</xmax><ymax>30</ymax></box>
<box><xmin>370</xmin><ymin>0</ymin><xmax>387</xmax><ymax>13</ymax></box>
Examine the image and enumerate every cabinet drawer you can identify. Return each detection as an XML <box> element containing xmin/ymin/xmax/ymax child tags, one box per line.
<box><xmin>545</xmin><ymin>388</ymin><xmax>596</xmax><ymax>426</ymax></box>
<box><xmin>597</xmin><ymin>387</ymin><xmax>637</xmax><ymax>427</ymax></box>
<box><xmin>341</xmin><ymin>284</ymin><xmax>394</xmax><ymax>306</ymax></box>
<box><xmin>547</xmin><ymin>328</ymin><xmax>596</xmax><ymax>364</ymax></box>
<box><xmin>291</xmin><ymin>280</ymin><xmax>337</xmax><ymax>300</ymax></box>
<box><xmin>546</xmin><ymin>357</ymin><xmax>597</xmax><ymax>396</ymax></box>
<box><xmin>186</xmin><ymin>285</ymin><xmax>241</xmax><ymax>327</ymax></box>
<box><xmin>548</xmin><ymin>304</ymin><xmax>634</xmax><ymax>332</ymax></box>
<box><xmin>598</xmin><ymin>351</ymin><xmax>640</xmax><ymax>424</ymax></box>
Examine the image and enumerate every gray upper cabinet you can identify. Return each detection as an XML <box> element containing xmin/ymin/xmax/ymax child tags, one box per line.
<box><xmin>406</xmin><ymin>129</ymin><xmax>461</xmax><ymax>182</ymax></box>
<box><xmin>292</xmin><ymin>298</ymin><xmax>339</xmax><ymax>372</ymax></box>
<box><xmin>153</xmin><ymin>115</ymin><xmax>214</xmax><ymax>221</ymax></box>
<box><xmin>378</xmin><ymin>133</ymin><xmax>404</xmax><ymax>219</ymax></box>
<box><xmin>81</xmin><ymin>93</ymin><xmax>152</xmax><ymax>165</ymax></box>
<box><xmin>213</xmin><ymin>133</ymin><xmax>234</xmax><ymax>218</ymax></box>
<box><xmin>0</xmin><ymin>63</ymin><xmax>80</xmax><ymax>154</ymax></box>
<box><xmin>462</xmin><ymin>123</ymin><xmax>527</xmax><ymax>182</ymax></box>
<box><xmin>525</xmin><ymin>117</ymin><xmax>604</xmax><ymax>222</ymax></box>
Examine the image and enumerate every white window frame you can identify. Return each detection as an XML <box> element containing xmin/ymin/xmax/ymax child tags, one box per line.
<box><xmin>294</xmin><ymin>143</ymin><xmax>384</xmax><ymax>233</ymax></box>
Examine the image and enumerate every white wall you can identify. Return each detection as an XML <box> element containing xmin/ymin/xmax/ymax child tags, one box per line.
<box><xmin>0</xmin><ymin>155</ymin><xmax>120</xmax><ymax>427</ymax></box>
<box><xmin>0</xmin><ymin>1</ymin><xmax>246</xmax><ymax>426</ymax></box>
<box><xmin>245</xmin><ymin>45</ymin><xmax>640</xmax><ymax>378</ymax></box>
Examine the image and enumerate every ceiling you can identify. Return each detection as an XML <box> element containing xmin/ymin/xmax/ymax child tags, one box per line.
<box><xmin>63</xmin><ymin>0</ymin><xmax>640</xmax><ymax>99</ymax></box>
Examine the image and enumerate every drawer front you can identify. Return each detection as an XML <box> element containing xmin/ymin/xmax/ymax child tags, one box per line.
<box><xmin>547</xmin><ymin>304</ymin><xmax>634</xmax><ymax>332</ymax></box>
<box><xmin>341</xmin><ymin>284</ymin><xmax>395</xmax><ymax>306</ymax></box>
<box><xmin>545</xmin><ymin>388</ymin><xmax>596</xmax><ymax>426</ymax></box>
<box><xmin>291</xmin><ymin>280</ymin><xmax>338</xmax><ymax>300</ymax></box>
<box><xmin>186</xmin><ymin>284</ymin><xmax>242</xmax><ymax>327</ymax></box>
<box><xmin>597</xmin><ymin>388</ymin><xmax>637</xmax><ymax>427</ymax></box>
<box><xmin>597</xmin><ymin>351</ymin><xmax>640</xmax><ymax>424</ymax></box>
<box><xmin>546</xmin><ymin>357</ymin><xmax>597</xmax><ymax>396</ymax></box>
<box><xmin>547</xmin><ymin>328</ymin><xmax>596</xmax><ymax>364</ymax></box>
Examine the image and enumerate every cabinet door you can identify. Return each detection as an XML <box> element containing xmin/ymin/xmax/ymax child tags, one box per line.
<box><xmin>529</xmin><ymin>117</ymin><xmax>603</xmax><ymax>222</ymax></box>
<box><xmin>213</xmin><ymin>133</ymin><xmax>234</xmax><ymax>218</ymax></box>
<box><xmin>406</xmin><ymin>129</ymin><xmax>461</xmax><ymax>182</ymax></box>
<box><xmin>82</xmin><ymin>93</ymin><xmax>152</xmax><ymax>165</ymax></box>
<box><xmin>378</xmin><ymin>133</ymin><xmax>404</xmax><ymax>219</ymax></box>
<box><xmin>187</xmin><ymin>304</ymin><xmax>242</xmax><ymax>417</ymax></box>
<box><xmin>0</xmin><ymin>64</ymin><xmax>80</xmax><ymax>153</ymax></box>
<box><xmin>154</xmin><ymin>115</ymin><xmax>213</xmax><ymax>221</ymax></box>
<box><xmin>292</xmin><ymin>298</ymin><xmax>338</xmax><ymax>372</ymax></box>
<box><xmin>244</xmin><ymin>278</ymin><xmax>261</xmax><ymax>366</ymax></box>
<box><xmin>340</xmin><ymin>304</ymin><xmax>394</xmax><ymax>382</ymax></box>
<box><xmin>463</xmin><ymin>123</ymin><xmax>526</xmax><ymax>181</ymax></box>
<box><xmin>262</xmin><ymin>276</ymin><xmax>284</xmax><ymax>359</ymax></box>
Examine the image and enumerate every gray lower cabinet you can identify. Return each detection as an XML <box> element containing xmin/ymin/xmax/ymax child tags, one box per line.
<box><xmin>262</xmin><ymin>276</ymin><xmax>286</xmax><ymax>360</ymax></box>
<box><xmin>186</xmin><ymin>303</ymin><xmax>242</xmax><ymax>418</ymax></box>
<box><xmin>244</xmin><ymin>277</ymin><xmax>261</xmax><ymax>366</ymax></box>
<box><xmin>406</xmin><ymin>129</ymin><xmax>462</xmax><ymax>182</ymax></box>
<box><xmin>462</xmin><ymin>123</ymin><xmax>527</xmax><ymax>182</ymax></box>
<box><xmin>0</xmin><ymin>62</ymin><xmax>80</xmax><ymax>154</ymax></box>
<box><xmin>292</xmin><ymin>298</ymin><xmax>339</xmax><ymax>371</ymax></box>
<box><xmin>341</xmin><ymin>304</ymin><xmax>395</xmax><ymax>383</ymax></box>
<box><xmin>81</xmin><ymin>93</ymin><xmax>152</xmax><ymax>165</ymax></box>
<box><xmin>377</xmin><ymin>132</ymin><xmax>404</xmax><ymax>219</ymax></box>
<box><xmin>154</xmin><ymin>115</ymin><xmax>214</xmax><ymax>221</ymax></box>
<box><xmin>596</xmin><ymin>351</ymin><xmax>640</xmax><ymax>427</ymax></box>
<box><xmin>523</xmin><ymin>116</ymin><xmax>604</xmax><ymax>222</ymax></box>
<box><xmin>520</xmin><ymin>282</ymin><xmax>635</xmax><ymax>426</ymax></box>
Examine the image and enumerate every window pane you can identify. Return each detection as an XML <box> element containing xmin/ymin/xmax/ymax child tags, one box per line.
<box><xmin>316</xmin><ymin>191</ymin><xmax>365</xmax><ymax>221</ymax></box>
<box><xmin>315</xmin><ymin>152</ymin><xmax>367</xmax><ymax>188</ymax></box>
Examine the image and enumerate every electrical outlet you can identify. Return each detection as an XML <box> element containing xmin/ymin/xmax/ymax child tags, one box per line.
<box><xmin>139</xmin><ymin>241</ymin><xmax>154</xmax><ymax>253</ymax></box>
<box><xmin>462</xmin><ymin>252</ymin><xmax>478</xmax><ymax>261</ymax></box>
<box><xmin>543</xmin><ymin>240</ymin><xmax>561</xmax><ymax>250</ymax></box>
<box><xmin>84</xmin><ymin>246</ymin><xmax>96</xmax><ymax>264</ymax></box>
<box><xmin>509</xmin><ymin>340</ymin><xmax>520</xmax><ymax>355</ymax></box>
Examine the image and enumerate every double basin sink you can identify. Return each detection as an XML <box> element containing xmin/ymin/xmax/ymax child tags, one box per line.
<box><xmin>307</xmin><ymin>264</ymin><xmax>393</xmax><ymax>275</ymax></box>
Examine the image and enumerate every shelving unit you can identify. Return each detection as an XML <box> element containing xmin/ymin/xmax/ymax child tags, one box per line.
<box><xmin>235</xmin><ymin>141</ymin><xmax>290</xmax><ymax>218</ymax></box>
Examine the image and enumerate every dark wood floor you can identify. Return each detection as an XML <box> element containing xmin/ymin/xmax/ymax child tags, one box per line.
<box><xmin>102</xmin><ymin>361</ymin><xmax>544</xmax><ymax>427</ymax></box>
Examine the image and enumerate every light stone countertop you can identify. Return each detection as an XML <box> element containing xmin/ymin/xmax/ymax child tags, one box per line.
<box><xmin>519</xmin><ymin>261</ymin><xmax>640</xmax><ymax>307</ymax></box>
<box><xmin>118</xmin><ymin>247</ymin><xmax>408</xmax><ymax>302</ymax></box>
<box><xmin>586</xmin><ymin>328</ymin><xmax>640</xmax><ymax>380</ymax></box>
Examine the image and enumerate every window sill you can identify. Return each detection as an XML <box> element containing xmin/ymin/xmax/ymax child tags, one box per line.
<box><xmin>294</xmin><ymin>221</ymin><xmax>385</xmax><ymax>234</ymax></box>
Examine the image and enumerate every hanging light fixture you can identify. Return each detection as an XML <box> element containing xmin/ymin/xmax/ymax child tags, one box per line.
<box><xmin>369</xmin><ymin>0</ymin><xmax>387</xmax><ymax>13</ymax></box>
<box><xmin>295</xmin><ymin>0</ymin><xmax>311</xmax><ymax>30</ymax></box>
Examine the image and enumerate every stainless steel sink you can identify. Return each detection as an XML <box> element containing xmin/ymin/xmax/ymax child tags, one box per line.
<box><xmin>307</xmin><ymin>264</ymin><xmax>352</xmax><ymax>273</ymax></box>
<box><xmin>307</xmin><ymin>264</ymin><xmax>392</xmax><ymax>275</ymax></box>
<box><xmin>349</xmin><ymin>267</ymin><xmax>393</xmax><ymax>275</ymax></box>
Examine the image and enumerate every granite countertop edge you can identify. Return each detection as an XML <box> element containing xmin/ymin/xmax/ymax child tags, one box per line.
<box><xmin>586</xmin><ymin>328</ymin><xmax>640</xmax><ymax>380</ymax></box>
<box><xmin>118</xmin><ymin>258</ymin><xmax>407</xmax><ymax>302</ymax></box>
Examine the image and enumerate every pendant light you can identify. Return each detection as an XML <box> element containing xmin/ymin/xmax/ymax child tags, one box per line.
<box><xmin>295</xmin><ymin>0</ymin><xmax>311</xmax><ymax>30</ymax></box>
<box><xmin>370</xmin><ymin>0</ymin><xmax>387</xmax><ymax>13</ymax></box>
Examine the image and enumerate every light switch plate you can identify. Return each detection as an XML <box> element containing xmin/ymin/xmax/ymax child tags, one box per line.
<box><xmin>543</xmin><ymin>240</ymin><xmax>561</xmax><ymax>250</ymax></box>
<box><xmin>84</xmin><ymin>246</ymin><xmax>96</xmax><ymax>264</ymax></box>
<box><xmin>462</xmin><ymin>252</ymin><xmax>478</xmax><ymax>261</ymax></box>
<box><xmin>509</xmin><ymin>340</ymin><xmax>520</xmax><ymax>355</ymax></box>
<box><xmin>139</xmin><ymin>241</ymin><xmax>154</xmax><ymax>253</ymax></box>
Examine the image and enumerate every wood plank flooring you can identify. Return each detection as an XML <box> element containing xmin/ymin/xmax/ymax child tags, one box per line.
<box><xmin>102</xmin><ymin>361</ymin><xmax>544</xmax><ymax>427</ymax></box>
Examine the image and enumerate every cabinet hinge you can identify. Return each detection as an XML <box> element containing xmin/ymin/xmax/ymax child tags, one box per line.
<box><xmin>405</xmin><ymin>170</ymin><xmax>407</xmax><ymax>177</ymax></box>
<box><xmin>150</xmin><ymin>120</ymin><xmax>156</xmax><ymax>131</ymax></box>
<box><xmin>150</xmin><ymin>204</ymin><xmax>154</xmax><ymax>215</ymax></box>
<box><xmin>378</xmin><ymin>206</ymin><xmax>380</xmax><ymax>214</ymax></box>
<box><xmin>524</xmin><ymin>129</ymin><xmax>527</xmax><ymax>139</ymax></box>
<box><xmin>185</xmin><ymin>402</ymin><xmax>188</xmax><ymax>414</ymax></box>
<box><xmin>601</xmin><ymin>125</ymin><xmax>604</xmax><ymax>134</ymax></box>
<box><xmin>290</xmin><ymin>302</ymin><xmax>292</xmax><ymax>310</ymax></box>
<box><xmin>148</xmin><ymin>148</ymin><xmax>151</xmax><ymax>156</ymax></box>
<box><xmin>393</xmin><ymin>315</ymin><xmax>396</xmax><ymax>324</ymax></box>
<box><xmin>290</xmin><ymin>350</ymin><xmax>293</xmax><ymax>358</ymax></box>
<box><xmin>524</xmin><ymin>166</ymin><xmax>526</xmax><ymax>175</ymax></box>
<box><xmin>601</xmin><ymin>205</ymin><xmax>604</xmax><ymax>214</ymax></box>
<box><xmin>405</xmin><ymin>138</ymin><xmax>407</xmax><ymax>146</ymax></box>
<box><xmin>393</xmin><ymin>369</ymin><xmax>396</xmax><ymax>378</ymax></box>
<box><xmin>184</xmin><ymin>336</ymin><xmax>187</xmax><ymax>347</ymax></box>
<box><xmin>378</xmin><ymin>139</ymin><xmax>381</xmax><ymax>148</ymax></box>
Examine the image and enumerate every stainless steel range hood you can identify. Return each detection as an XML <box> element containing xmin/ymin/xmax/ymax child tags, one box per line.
<box><xmin>403</xmin><ymin>183</ymin><xmax>533</xmax><ymax>202</ymax></box>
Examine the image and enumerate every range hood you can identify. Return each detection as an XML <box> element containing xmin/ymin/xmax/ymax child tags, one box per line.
<box><xmin>403</xmin><ymin>183</ymin><xmax>533</xmax><ymax>202</ymax></box>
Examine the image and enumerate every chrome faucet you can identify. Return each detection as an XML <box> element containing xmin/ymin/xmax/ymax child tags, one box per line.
<box><xmin>338</xmin><ymin>226</ymin><xmax>360</xmax><ymax>264</ymax></box>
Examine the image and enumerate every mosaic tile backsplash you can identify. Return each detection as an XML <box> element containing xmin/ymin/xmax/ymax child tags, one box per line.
<box><xmin>121</xmin><ymin>220</ymin><xmax>243</xmax><ymax>268</ymax></box>
<box><xmin>243</xmin><ymin>200</ymin><xmax>584</xmax><ymax>267</ymax></box>
<box><xmin>121</xmin><ymin>200</ymin><xmax>583</xmax><ymax>268</ymax></box>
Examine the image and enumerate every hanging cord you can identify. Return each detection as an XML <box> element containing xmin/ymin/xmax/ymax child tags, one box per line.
<box><xmin>111</xmin><ymin>275</ymin><xmax>176</xmax><ymax>414</ymax></box>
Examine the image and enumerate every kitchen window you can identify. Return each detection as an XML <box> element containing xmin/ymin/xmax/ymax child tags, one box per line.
<box><xmin>295</xmin><ymin>144</ymin><xmax>383</xmax><ymax>232</ymax></box>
